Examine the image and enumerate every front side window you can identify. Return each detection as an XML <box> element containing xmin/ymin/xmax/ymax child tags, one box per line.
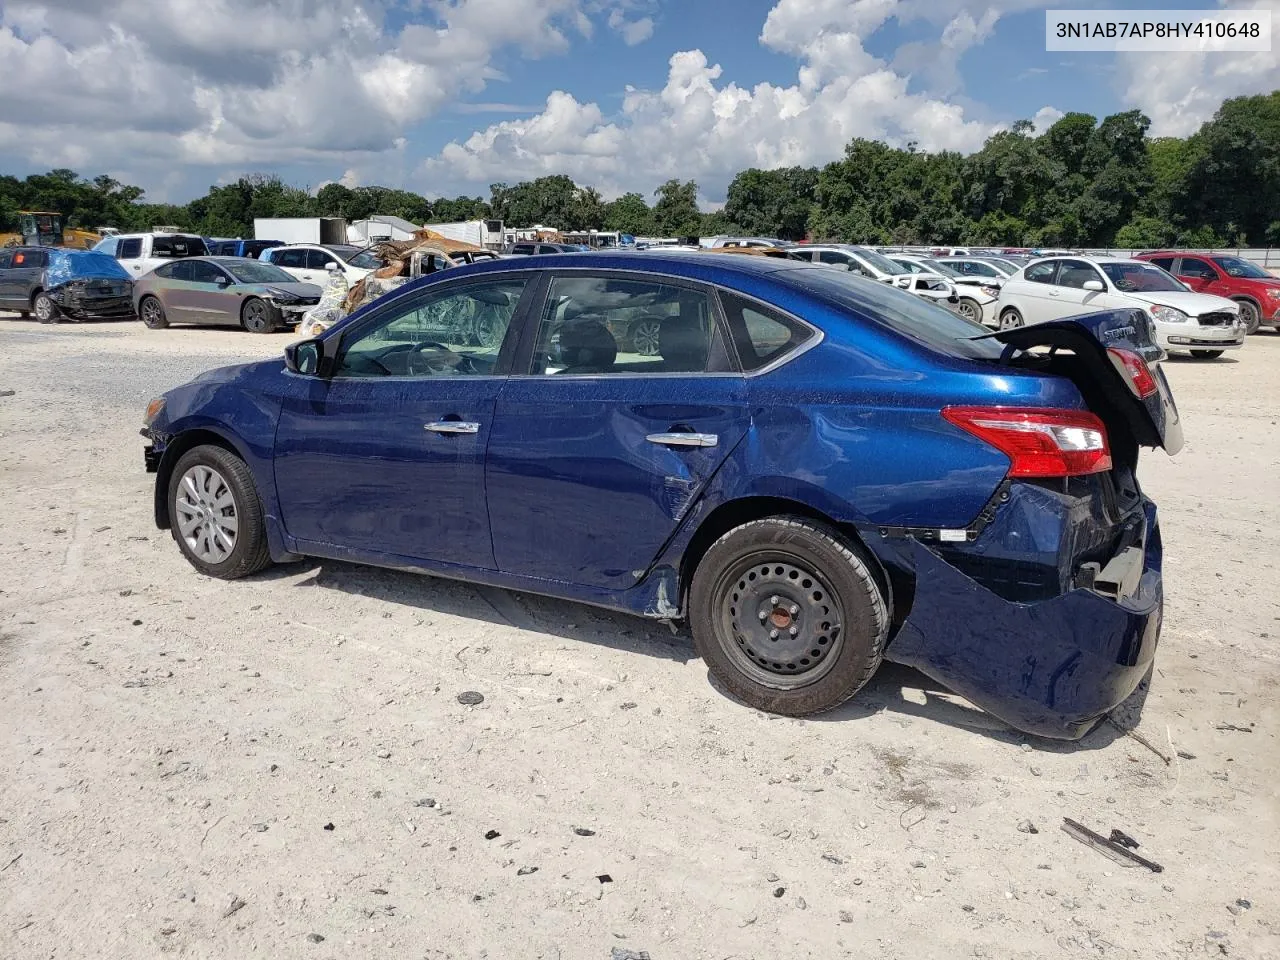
<box><xmin>1024</xmin><ymin>261</ymin><xmax>1059</xmax><ymax>285</ymax></box>
<box><xmin>1177</xmin><ymin>257</ymin><xmax>1216</xmax><ymax>279</ymax></box>
<box><xmin>336</xmin><ymin>279</ymin><xmax>527</xmax><ymax>379</ymax></box>
<box><xmin>117</xmin><ymin>238</ymin><xmax>143</xmax><ymax>259</ymax></box>
<box><xmin>719</xmin><ymin>292</ymin><xmax>815</xmax><ymax>372</ymax></box>
<box><xmin>306</xmin><ymin>249</ymin><xmax>338</xmax><ymax>271</ymax></box>
<box><xmin>512</xmin><ymin>244</ymin><xmax>535</xmax><ymax>255</ymax></box>
<box><xmin>1055</xmin><ymin>260</ymin><xmax>1105</xmax><ymax>290</ymax></box>
<box><xmin>528</xmin><ymin>276</ymin><xmax>726</xmax><ymax>376</ymax></box>
<box><xmin>817</xmin><ymin>250</ymin><xmax>850</xmax><ymax>266</ymax></box>
<box><xmin>188</xmin><ymin>260</ymin><xmax>228</xmax><ymax>285</ymax></box>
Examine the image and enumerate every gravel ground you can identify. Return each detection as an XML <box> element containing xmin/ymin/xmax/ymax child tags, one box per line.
<box><xmin>1</xmin><ymin>317</ymin><xmax>1277</xmax><ymax>959</ymax></box>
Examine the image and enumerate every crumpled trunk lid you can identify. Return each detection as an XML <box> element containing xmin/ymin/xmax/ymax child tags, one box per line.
<box><xmin>978</xmin><ymin>308</ymin><xmax>1184</xmax><ymax>456</ymax></box>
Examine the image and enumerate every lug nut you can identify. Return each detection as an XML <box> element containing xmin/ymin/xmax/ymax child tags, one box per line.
<box><xmin>770</xmin><ymin>595</ymin><xmax>780</xmax><ymax>605</ymax></box>
<box><xmin>758</xmin><ymin>609</ymin><xmax>768</xmax><ymax>621</ymax></box>
<box><xmin>789</xmin><ymin>626</ymin><xmax>798</xmax><ymax>637</ymax></box>
<box><xmin>769</xmin><ymin>629</ymin><xmax>779</xmax><ymax>640</ymax></box>
<box><xmin>789</xmin><ymin>605</ymin><xmax>799</xmax><ymax>615</ymax></box>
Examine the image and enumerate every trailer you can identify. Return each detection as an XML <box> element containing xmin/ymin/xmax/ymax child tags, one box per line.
<box><xmin>424</xmin><ymin>219</ymin><xmax>505</xmax><ymax>251</ymax></box>
<box><xmin>253</xmin><ymin>217</ymin><xmax>348</xmax><ymax>245</ymax></box>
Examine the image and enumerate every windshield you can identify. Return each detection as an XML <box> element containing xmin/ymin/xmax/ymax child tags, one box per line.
<box><xmin>857</xmin><ymin>247</ymin><xmax>908</xmax><ymax>275</ymax></box>
<box><xmin>225</xmin><ymin>261</ymin><xmax>297</xmax><ymax>284</ymax></box>
<box><xmin>332</xmin><ymin>246</ymin><xmax>380</xmax><ymax>269</ymax></box>
<box><xmin>781</xmin><ymin>265</ymin><xmax>1003</xmax><ymax>360</ymax></box>
<box><xmin>919</xmin><ymin>259</ymin><xmax>961</xmax><ymax>277</ymax></box>
<box><xmin>1101</xmin><ymin>261</ymin><xmax>1186</xmax><ymax>293</ymax></box>
<box><xmin>1212</xmin><ymin>256</ymin><xmax>1271</xmax><ymax>279</ymax></box>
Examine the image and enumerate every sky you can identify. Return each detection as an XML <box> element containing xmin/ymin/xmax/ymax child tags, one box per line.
<box><xmin>0</xmin><ymin>0</ymin><xmax>1277</xmax><ymax>208</ymax></box>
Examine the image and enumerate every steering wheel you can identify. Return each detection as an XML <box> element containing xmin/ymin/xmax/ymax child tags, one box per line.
<box><xmin>407</xmin><ymin>341</ymin><xmax>473</xmax><ymax>376</ymax></box>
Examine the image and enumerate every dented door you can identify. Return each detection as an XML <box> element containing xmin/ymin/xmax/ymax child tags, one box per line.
<box><xmin>486</xmin><ymin>378</ymin><xmax>749</xmax><ymax>589</ymax></box>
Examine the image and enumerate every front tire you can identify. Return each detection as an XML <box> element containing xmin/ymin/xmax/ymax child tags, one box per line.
<box><xmin>139</xmin><ymin>296</ymin><xmax>168</xmax><ymax>329</ymax></box>
<box><xmin>1191</xmin><ymin>349</ymin><xmax>1225</xmax><ymax>359</ymax></box>
<box><xmin>956</xmin><ymin>297</ymin><xmax>982</xmax><ymax>324</ymax></box>
<box><xmin>998</xmin><ymin>307</ymin><xmax>1023</xmax><ymax>330</ymax></box>
<box><xmin>689</xmin><ymin>517</ymin><xmax>888</xmax><ymax>717</ymax></box>
<box><xmin>33</xmin><ymin>292</ymin><xmax>58</xmax><ymax>324</ymax></box>
<box><xmin>167</xmin><ymin>445</ymin><xmax>272</xmax><ymax>579</ymax></box>
<box><xmin>241</xmin><ymin>297</ymin><xmax>278</xmax><ymax>334</ymax></box>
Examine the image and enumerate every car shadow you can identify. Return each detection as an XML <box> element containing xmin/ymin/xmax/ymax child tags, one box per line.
<box><xmin>1164</xmin><ymin>354</ymin><xmax>1239</xmax><ymax>364</ymax></box>
<box><xmin>266</xmin><ymin>559</ymin><xmax>1152</xmax><ymax>751</ymax></box>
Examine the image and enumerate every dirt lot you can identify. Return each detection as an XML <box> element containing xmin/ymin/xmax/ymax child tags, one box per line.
<box><xmin>1</xmin><ymin>317</ymin><xmax>1277</xmax><ymax>960</ymax></box>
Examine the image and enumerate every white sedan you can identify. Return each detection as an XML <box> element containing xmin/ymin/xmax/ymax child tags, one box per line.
<box><xmin>259</xmin><ymin>244</ymin><xmax>380</xmax><ymax>286</ymax></box>
<box><xmin>996</xmin><ymin>256</ymin><xmax>1245</xmax><ymax>359</ymax></box>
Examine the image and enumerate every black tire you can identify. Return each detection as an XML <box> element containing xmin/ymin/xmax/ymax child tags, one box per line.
<box><xmin>241</xmin><ymin>297</ymin><xmax>278</xmax><ymax>334</ymax></box>
<box><xmin>167</xmin><ymin>444</ymin><xmax>272</xmax><ymax>580</ymax></box>
<box><xmin>998</xmin><ymin>307</ymin><xmax>1023</xmax><ymax>330</ymax></box>
<box><xmin>689</xmin><ymin>517</ymin><xmax>888</xmax><ymax>717</ymax></box>
<box><xmin>33</xmin><ymin>291</ymin><xmax>58</xmax><ymax>324</ymax></box>
<box><xmin>956</xmin><ymin>297</ymin><xmax>982</xmax><ymax>324</ymax></box>
<box><xmin>1236</xmin><ymin>300</ymin><xmax>1261</xmax><ymax>336</ymax></box>
<box><xmin>1191</xmin><ymin>349</ymin><xmax>1225</xmax><ymax>359</ymax></box>
<box><xmin>139</xmin><ymin>295</ymin><xmax>168</xmax><ymax>330</ymax></box>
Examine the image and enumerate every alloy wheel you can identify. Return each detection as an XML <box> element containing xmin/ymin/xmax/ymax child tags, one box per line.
<box><xmin>630</xmin><ymin>319</ymin><xmax>662</xmax><ymax>357</ymax></box>
<box><xmin>243</xmin><ymin>300</ymin><xmax>271</xmax><ymax>333</ymax></box>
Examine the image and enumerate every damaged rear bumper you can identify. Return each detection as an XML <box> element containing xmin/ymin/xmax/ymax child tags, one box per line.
<box><xmin>885</xmin><ymin>499</ymin><xmax>1163</xmax><ymax>740</ymax></box>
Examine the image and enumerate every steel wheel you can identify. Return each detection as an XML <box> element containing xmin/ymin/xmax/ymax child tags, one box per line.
<box><xmin>629</xmin><ymin>318</ymin><xmax>662</xmax><ymax>356</ymax></box>
<box><xmin>711</xmin><ymin>554</ymin><xmax>845</xmax><ymax>690</ymax></box>
<box><xmin>140</xmin><ymin>296</ymin><xmax>167</xmax><ymax>329</ymax></box>
<box><xmin>241</xmin><ymin>298</ymin><xmax>276</xmax><ymax>334</ymax></box>
<box><xmin>999</xmin><ymin>307</ymin><xmax>1024</xmax><ymax>330</ymax></box>
<box><xmin>33</xmin><ymin>292</ymin><xmax>57</xmax><ymax>323</ymax></box>
<box><xmin>957</xmin><ymin>298</ymin><xmax>981</xmax><ymax>323</ymax></box>
<box><xmin>173</xmin><ymin>464</ymin><xmax>239</xmax><ymax>564</ymax></box>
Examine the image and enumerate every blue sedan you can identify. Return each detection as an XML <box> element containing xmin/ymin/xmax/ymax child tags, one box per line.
<box><xmin>141</xmin><ymin>252</ymin><xmax>1182</xmax><ymax>739</ymax></box>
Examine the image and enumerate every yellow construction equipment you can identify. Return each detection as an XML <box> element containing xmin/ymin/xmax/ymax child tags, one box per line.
<box><xmin>0</xmin><ymin>211</ymin><xmax>101</xmax><ymax>249</ymax></box>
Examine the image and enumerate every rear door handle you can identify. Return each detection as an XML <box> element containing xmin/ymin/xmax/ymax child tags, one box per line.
<box><xmin>425</xmin><ymin>421</ymin><xmax>480</xmax><ymax>434</ymax></box>
<box><xmin>646</xmin><ymin>432</ymin><xmax>718</xmax><ymax>448</ymax></box>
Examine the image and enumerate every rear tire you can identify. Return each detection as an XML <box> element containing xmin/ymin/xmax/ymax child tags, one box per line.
<box><xmin>628</xmin><ymin>317</ymin><xmax>662</xmax><ymax>356</ymax></box>
<box><xmin>139</xmin><ymin>296</ymin><xmax>168</xmax><ymax>330</ymax></box>
<box><xmin>1191</xmin><ymin>349</ymin><xmax>1225</xmax><ymax>359</ymax></box>
<box><xmin>241</xmin><ymin>297</ymin><xmax>278</xmax><ymax>334</ymax></box>
<box><xmin>689</xmin><ymin>517</ymin><xmax>888</xmax><ymax>717</ymax></box>
<box><xmin>998</xmin><ymin>307</ymin><xmax>1023</xmax><ymax>330</ymax></box>
<box><xmin>33</xmin><ymin>292</ymin><xmax>58</xmax><ymax>324</ymax></box>
<box><xmin>1236</xmin><ymin>300</ymin><xmax>1261</xmax><ymax>335</ymax></box>
<box><xmin>167</xmin><ymin>444</ymin><xmax>272</xmax><ymax>580</ymax></box>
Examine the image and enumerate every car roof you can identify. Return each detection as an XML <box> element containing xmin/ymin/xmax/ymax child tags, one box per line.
<box><xmin>393</xmin><ymin>249</ymin><xmax>818</xmax><ymax>284</ymax></box>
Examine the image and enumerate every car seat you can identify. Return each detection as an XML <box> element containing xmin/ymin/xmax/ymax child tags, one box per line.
<box><xmin>556</xmin><ymin>318</ymin><xmax>617</xmax><ymax>374</ymax></box>
<box><xmin>658</xmin><ymin>308</ymin><xmax>708</xmax><ymax>372</ymax></box>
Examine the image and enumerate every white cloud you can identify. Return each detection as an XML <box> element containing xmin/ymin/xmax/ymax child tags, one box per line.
<box><xmin>608</xmin><ymin>9</ymin><xmax>654</xmax><ymax>45</ymax></box>
<box><xmin>1032</xmin><ymin>105</ymin><xmax>1065</xmax><ymax>132</ymax></box>
<box><xmin>1117</xmin><ymin>0</ymin><xmax>1280</xmax><ymax>136</ymax></box>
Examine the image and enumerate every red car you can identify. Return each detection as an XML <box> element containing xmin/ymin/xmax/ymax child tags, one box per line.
<box><xmin>1137</xmin><ymin>251</ymin><xmax>1280</xmax><ymax>335</ymax></box>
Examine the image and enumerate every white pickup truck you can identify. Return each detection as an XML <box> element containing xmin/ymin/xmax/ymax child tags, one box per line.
<box><xmin>92</xmin><ymin>232</ymin><xmax>208</xmax><ymax>278</ymax></box>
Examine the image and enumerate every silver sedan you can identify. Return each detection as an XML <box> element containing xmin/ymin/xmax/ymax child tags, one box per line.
<box><xmin>134</xmin><ymin>257</ymin><xmax>321</xmax><ymax>333</ymax></box>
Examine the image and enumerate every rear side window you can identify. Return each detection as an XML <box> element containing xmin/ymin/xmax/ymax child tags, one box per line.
<box><xmin>273</xmin><ymin>249</ymin><xmax>308</xmax><ymax>268</ymax></box>
<box><xmin>1024</xmin><ymin>261</ymin><xmax>1058</xmax><ymax>284</ymax></box>
<box><xmin>718</xmin><ymin>292</ymin><xmax>815</xmax><ymax>372</ymax></box>
<box><xmin>117</xmin><ymin>238</ymin><xmax>143</xmax><ymax>259</ymax></box>
<box><xmin>538</xmin><ymin>245</ymin><xmax>561</xmax><ymax>255</ymax></box>
<box><xmin>13</xmin><ymin>249</ymin><xmax>48</xmax><ymax>267</ymax></box>
<box><xmin>1056</xmin><ymin>260</ymin><xmax>1104</xmax><ymax>289</ymax></box>
<box><xmin>1148</xmin><ymin>256</ymin><xmax>1176</xmax><ymax>271</ymax></box>
<box><xmin>0</xmin><ymin>252</ymin><xmax>11</xmax><ymax>269</ymax></box>
<box><xmin>188</xmin><ymin>260</ymin><xmax>227</xmax><ymax>284</ymax></box>
<box><xmin>512</xmin><ymin>244</ymin><xmax>534</xmax><ymax>255</ymax></box>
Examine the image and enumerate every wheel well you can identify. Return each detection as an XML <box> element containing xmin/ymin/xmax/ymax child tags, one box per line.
<box><xmin>679</xmin><ymin>496</ymin><xmax>912</xmax><ymax>629</ymax></box>
<box><xmin>153</xmin><ymin>430</ymin><xmax>243</xmax><ymax>529</ymax></box>
<box><xmin>1230</xmin><ymin>294</ymin><xmax>1261</xmax><ymax>311</ymax></box>
<box><xmin>29</xmin><ymin>287</ymin><xmax>43</xmax><ymax>305</ymax></box>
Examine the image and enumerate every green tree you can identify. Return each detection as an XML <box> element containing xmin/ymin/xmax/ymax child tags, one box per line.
<box><xmin>602</xmin><ymin>192</ymin><xmax>655</xmax><ymax>235</ymax></box>
<box><xmin>652</xmin><ymin>179</ymin><xmax>702</xmax><ymax>237</ymax></box>
<box><xmin>723</xmin><ymin>166</ymin><xmax>817</xmax><ymax>240</ymax></box>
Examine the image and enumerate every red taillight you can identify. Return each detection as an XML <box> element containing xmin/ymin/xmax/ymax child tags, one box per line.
<box><xmin>1107</xmin><ymin>347</ymin><xmax>1158</xmax><ymax>399</ymax></box>
<box><xmin>942</xmin><ymin>406</ymin><xmax>1113</xmax><ymax>478</ymax></box>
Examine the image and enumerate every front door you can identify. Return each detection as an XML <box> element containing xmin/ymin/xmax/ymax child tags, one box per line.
<box><xmin>1174</xmin><ymin>256</ymin><xmax>1219</xmax><ymax>293</ymax></box>
<box><xmin>486</xmin><ymin>272</ymin><xmax>749</xmax><ymax>590</ymax></box>
<box><xmin>1014</xmin><ymin>259</ymin><xmax>1064</xmax><ymax>324</ymax></box>
<box><xmin>273</xmin><ymin>275</ymin><xmax>533</xmax><ymax>568</ymax></box>
<box><xmin>1046</xmin><ymin>259</ymin><xmax>1112</xmax><ymax>318</ymax></box>
<box><xmin>183</xmin><ymin>259</ymin><xmax>237</xmax><ymax>324</ymax></box>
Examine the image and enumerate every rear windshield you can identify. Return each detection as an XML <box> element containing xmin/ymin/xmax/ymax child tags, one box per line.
<box><xmin>153</xmin><ymin>235</ymin><xmax>207</xmax><ymax>258</ymax></box>
<box><xmin>780</xmin><ymin>267</ymin><xmax>1003</xmax><ymax>360</ymax></box>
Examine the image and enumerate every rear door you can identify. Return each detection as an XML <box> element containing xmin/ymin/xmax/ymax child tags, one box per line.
<box><xmin>274</xmin><ymin>274</ymin><xmax>534</xmax><ymax>567</ymax></box>
<box><xmin>117</xmin><ymin>237</ymin><xmax>145</xmax><ymax>277</ymax></box>
<box><xmin>10</xmin><ymin>248</ymin><xmax>47</xmax><ymax>305</ymax></box>
<box><xmin>154</xmin><ymin>261</ymin><xmax>196</xmax><ymax>320</ymax></box>
<box><xmin>486</xmin><ymin>271</ymin><xmax>749</xmax><ymax>589</ymax></box>
<box><xmin>0</xmin><ymin>251</ymin><xmax>14</xmax><ymax>307</ymax></box>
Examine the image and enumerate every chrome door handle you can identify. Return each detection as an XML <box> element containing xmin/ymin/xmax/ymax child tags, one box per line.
<box><xmin>646</xmin><ymin>432</ymin><xmax>718</xmax><ymax>448</ymax></box>
<box><xmin>424</xmin><ymin>421</ymin><xmax>480</xmax><ymax>434</ymax></box>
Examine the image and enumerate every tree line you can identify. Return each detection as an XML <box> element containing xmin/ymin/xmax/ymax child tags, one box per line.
<box><xmin>2</xmin><ymin>90</ymin><xmax>1276</xmax><ymax>247</ymax></box>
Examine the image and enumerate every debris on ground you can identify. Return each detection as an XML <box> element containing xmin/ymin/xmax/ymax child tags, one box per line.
<box><xmin>457</xmin><ymin>691</ymin><xmax>485</xmax><ymax>706</ymax></box>
<box><xmin>574</xmin><ymin>827</ymin><xmax>596</xmax><ymax>837</ymax></box>
<box><xmin>306</xmin><ymin>933</ymin><xmax>325</xmax><ymax>943</ymax></box>
<box><xmin>597</xmin><ymin>874</ymin><xmax>612</xmax><ymax>884</ymax></box>
<box><xmin>1109</xmin><ymin>829</ymin><xmax>1140</xmax><ymax>849</ymax></box>
<box><xmin>484</xmin><ymin>830</ymin><xmax>501</xmax><ymax>840</ymax></box>
<box><xmin>772</xmin><ymin>886</ymin><xmax>785</xmax><ymax>898</ymax></box>
<box><xmin>516</xmin><ymin>866</ymin><xmax>538</xmax><ymax>876</ymax></box>
<box><xmin>1017</xmin><ymin>819</ymin><xmax>1039</xmax><ymax>834</ymax></box>
<box><xmin>1215</xmin><ymin>723</ymin><xmax>1253</xmax><ymax>733</ymax></box>
<box><xmin>413</xmin><ymin>798</ymin><xmax>437</xmax><ymax>808</ymax></box>
<box><xmin>1061</xmin><ymin>818</ymin><xmax>1164</xmax><ymax>873</ymax></box>
<box><xmin>221</xmin><ymin>896</ymin><xmax>246</xmax><ymax>919</ymax></box>
<box><xmin>610</xmin><ymin>949</ymin><xmax>652</xmax><ymax>960</ymax></box>
<box><xmin>323</xmin><ymin>823</ymin><xmax>335</xmax><ymax>831</ymax></box>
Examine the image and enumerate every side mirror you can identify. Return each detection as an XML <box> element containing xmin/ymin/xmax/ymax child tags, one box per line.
<box><xmin>284</xmin><ymin>338</ymin><xmax>325</xmax><ymax>376</ymax></box>
<box><xmin>1082</xmin><ymin>279</ymin><xmax>1105</xmax><ymax>292</ymax></box>
<box><xmin>215</xmin><ymin>274</ymin><xmax>231</xmax><ymax>286</ymax></box>
<box><xmin>325</xmin><ymin>262</ymin><xmax>339</xmax><ymax>272</ymax></box>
